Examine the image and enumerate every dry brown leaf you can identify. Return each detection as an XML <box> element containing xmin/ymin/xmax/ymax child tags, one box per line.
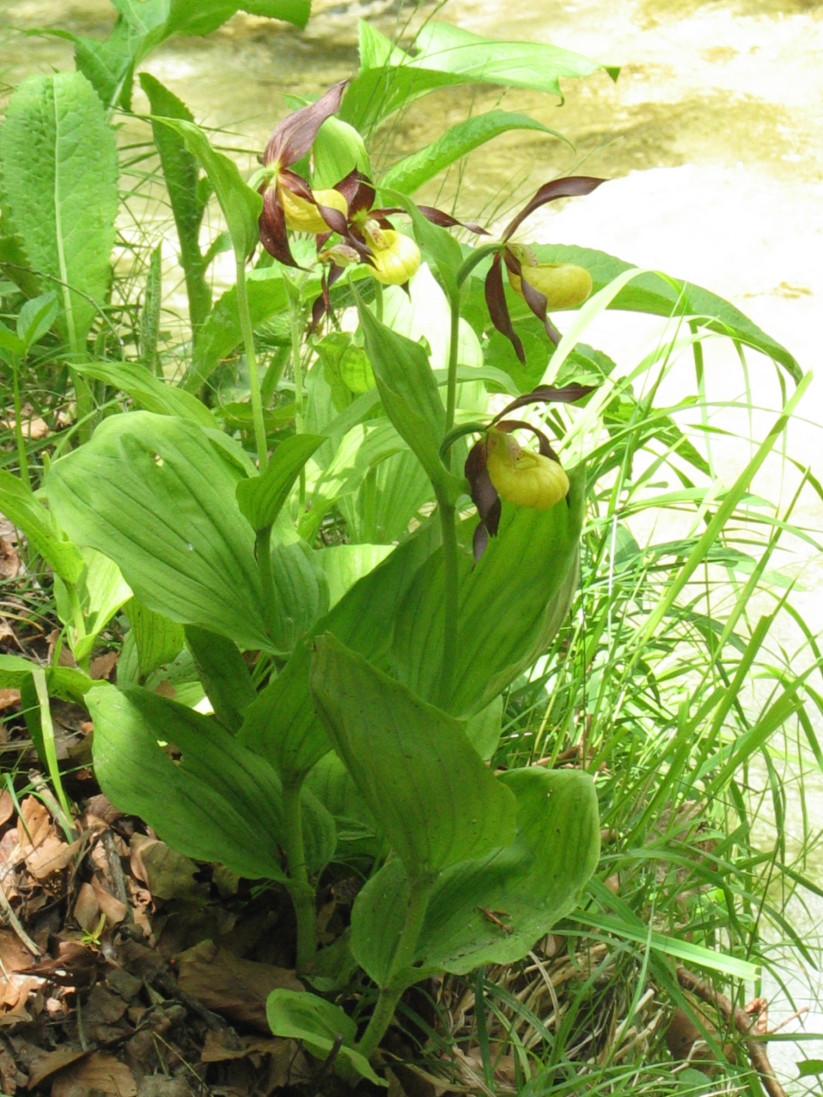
<box><xmin>51</xmin><ymin>1051</ymin><xmax>137</xmax><ymax>1097</ymax></box>
<box><xmin>130</xmin><ymin>835</ymin><xmax>203</xmax><ymax>902</ymax></box>
<box><xmin>0</xmin><ymin>787</ymin><xmax>15</xmax><ymax>825</ymax></box>
<box><xmin>91</xmin><ymin>876</ymin><xmax>128</xmax><ymax>927</ymax></box>
<box><xmin>26</xmin><ymin>1047</ymin><xmax>87</xmax><ymax>1090</ymax></box>
<box><xmin>176</xmin><ymin>940</ymin><xmax>303</xmax><ymax>1033</ymax></box>
<box><xmin>200</xmin><ymin>1029</ymin><xmax>282</xmax><ymax>1062</ymax></box>
<box><xmin>17</xmin><ymin>796</ymin><xmax>80</xmax><ymax>879</ymax></box>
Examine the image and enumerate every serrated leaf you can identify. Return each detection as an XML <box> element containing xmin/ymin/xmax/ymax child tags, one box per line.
<box><xmin>0</xmin><ymin>72</ymin><xmax>118</xmax><ymax>344</ymax></box>
<box><xmin>151</xmin><ymin>116</ymin><xmax>262</xmax><ymax>259</ymax></box>
<box><xmin>311</xmin><ymin>635</ymin><xmax>516</xmax><ymax>876</ymax></box>
<box><xmin>139</xmin><ymin>74</ymin><xmax>211</xmax><ymax>331</ymax></box>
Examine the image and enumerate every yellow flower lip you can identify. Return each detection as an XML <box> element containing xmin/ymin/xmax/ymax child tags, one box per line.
<box><xmin>279</xmin><ymin>184</ymin><xmax>348</xmax><ymax>233</ymax></box>
<box><xmin>508</xmin><ymin>262</ymin><xmax>593</xmax><ymax>310</ymax></box>
<box><xmin>485</xmin><ymin>430</ymin><xmax>569</xmax><ymax>509</ymax></box>
<box><xmin>364</xmin><ymin>227</ymin><xmax>421</xmax><ymax>285</ymax></box>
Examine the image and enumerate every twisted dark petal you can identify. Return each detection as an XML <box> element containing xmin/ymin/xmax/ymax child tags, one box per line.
<box><xmin>485</xmin><ymin>253</ymin><xmax>525</xmax><ymax>363</ymax></box>
<box><xmin>347</xmin><ymin>172</ymin><xmax>377</xmax><ymax>217</ymax></box>
<box><xmin>263</xmin><ymin>79</ymin><xmax>348</xmax><ymax>166</ymax></box>
<box><xmin>258</xmin><ymin>185</ymin><xmax>298</xmax><ymax>267</ymax></box>
<box><xmin>501</xmin><ymin>175</ymin><xmax>606</xmax><ymax>241</ymax></box>
<box><xmin>465</xmin><ymin>440</ymin><xmax>502</xmax><ymax>560</ymax></box>
<box><xmin>489</xmin><ymin>418</ymin><xmax>560</xmax><ymax>463</ymax></box>
<box><xmin>316</xmin><ymin>203</ymin><xmax>349</xmax><ymax>235</ymax></box>
<box><xmin>417</xmin><ymin>205</ymin><xmax>489</xmax><ymax>236</ymax></box>
<box><xmin>309</xmin><ymin>263</ymin><xmax>347</xmax><ymax>331</ymax></box>
<box><xmin>495</xmin><ymin>384</ymin><xmax>596</xmax><ymax>421</ymax></box>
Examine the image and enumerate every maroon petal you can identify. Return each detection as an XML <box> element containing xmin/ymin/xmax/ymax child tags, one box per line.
<box><xmin>485</xmin><ymin>253</ymin><xmax>525</xmax><ymax>363</ymax></box>
<box><xmin>489</xmin><ymin>418</ymin><xmax>560</xmax><ymax>462</ymax></box>
<box><xmin>417</xmin><ymin>206</ymin><xmax>489</xmax><ymax>236</ymax></box>
<box><xmin>501</xmin><ymin>175</ymin><xmax>606</xmax><ymax>242</ymax></box>
<box><xmin>263</xmin><ymin>80</ymin><xmax>348</xmax><ymax>167</ymax></box>
<box><xmin>495</xmin><ymin>384</ymin><xmax>596</xmax><ymax>421</ymax></box>
<box><xmin>465</xmin><ymin>438</ymin><xmax>502</xmax><ymax>560</ymax></box>
<box><xmin>258</xmin><ymin>185</ymin><xmax>298</xmax><ymax>267</ymax></box>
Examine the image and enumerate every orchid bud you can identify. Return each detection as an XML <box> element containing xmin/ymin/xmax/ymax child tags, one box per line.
<box><xmin>364</xmin><ymin>228</ymin><xmax>421</xmax><ymax>285</ymax></box>
<box><xmin>485</xmin><ymin>430</ymin><xmax>569</xmax><ymax>509</ymax></box>
<box><xmin>318</xmin><ymin>243</ymin><xmax>360</xmax><ymax>268</ymax></box>
<box><xmin>509</xmin><ymin>258</ymin><xmax>592</xmax><ymax>310</ymax></box>
<box><xmin>279</xmin><ymin>184</ymin><xmax>348</xmax><ymax>233</ymax></box>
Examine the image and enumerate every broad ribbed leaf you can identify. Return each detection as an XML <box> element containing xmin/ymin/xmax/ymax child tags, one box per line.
<box><xmin>266</xmin><ymin>990</ymin><xmax>383</xmax><ymax>1086</ymax></box>
<box><xmin>74</xmin><ymin>360</ymin><xmax>216</xmax><ymax>426</ymax></box>
<box><xmin>45</xmin><ymin>412</ymin><xmax>271</xmax><ymax>650</ymax></box>
<box><xmin>392</xmin><ymin>466</ymin><xmax>584</xmax><ymax>715</ymax></box>
<box><xmin>236</xmin><ymin>434</ymin><xmax>325</xmax><ymax>532</ymax></box>
<box><xmin>86</xmin><ymin>682</ymin><xmax>335</xmax><ymax>880</ymax></box>
<box><xmin>343</xmin><ymin>21</ymin><xmax>607</xmax><ymax>131</ymax></box>
<box><xmin>0</xmin><ymin>471</ymin><xmax>84</xmax><ymax>585</ymax></box>
<box><xmin>311</xmin><ymin>635</ymin><xmax>516</xmax><ymax>876</ymax></box>
<box><xmin>351</xmin><ymin>767</ymin><xmax>600</xmax><ymax>984</ymax></box>
<box><xmin>477</xmin><ymin>243</ymin><xmax>801</xmax><ymax>383</ymax></box>
<box><xmin>357</xmin><ymin>303</ymin><xmax>451</xmax><ymax>493</ymax></box>
<box><xmin>237</xmin><ymin>517</ymin><xmax>443</xmax><ymax>781</ymax></box>
<box><xmin>381</xmin><ymin>110</ymin><xmax>567</xmax><ymax>195</ymax></box>
<box><xmin>0</xmin><ymin>72</ymin><xmax>118</xmax><ymax>344</ymax></box>
<box><xmin>185</xmin><ymin>626</ymin><xmax>256</xmax><ymax>731</ymax></box>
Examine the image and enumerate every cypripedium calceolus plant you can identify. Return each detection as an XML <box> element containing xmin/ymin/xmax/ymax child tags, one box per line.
<box><xmin>255</xmin><ymin>84</ymin><xmax>422</xmax><ymax>293</ymax></box>
<box><xmin>254</xmin><ymin>80</ymin><xmax>352</xmax><ymax>268</ymax></box>
<box><xmin>483</xmin><ymin>176</ymin><xmax>605</xmax><ymax>361</ymax></box>
<box><xmin>462</xmin><ymin>383</ymin><xmax>594</xmax><ymax>560</ymax></box>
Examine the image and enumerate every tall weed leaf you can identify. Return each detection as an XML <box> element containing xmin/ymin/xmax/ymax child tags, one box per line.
<box><xmin>0</xmin><ymin>72</ymin><xmax>117</xmax><ymax>346</ymax></box>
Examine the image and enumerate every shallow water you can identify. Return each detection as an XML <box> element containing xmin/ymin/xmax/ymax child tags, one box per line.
<box><xmin>2</xmin><ymin>0</ymin><xmax>822</xmax><ymax>1086</ymax></box>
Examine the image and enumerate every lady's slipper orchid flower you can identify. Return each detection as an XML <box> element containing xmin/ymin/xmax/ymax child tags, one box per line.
<box><xmin>483</xmin><ymin>176</ymin><xmax>606</xmax><ymax>362</ymax></box>
<box><xmin>256</xmin><ymin>80</ymin><xmax>351</xmax><ymax>267</ymax></box>
<box><xmin>462</xmin><ymin>383</ymin><xmax>593</xmax><ymax>560</ymax></box>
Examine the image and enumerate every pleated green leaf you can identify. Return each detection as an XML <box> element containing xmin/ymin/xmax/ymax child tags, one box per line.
<box><xmin>266</xmin><ymin>989</ymin><xmax>384</xmax><ymax>1086</ymax></box>
<box><xmin>0</xmin><ymin>72</ymin><xmax>118</xmax><ymax>344</ymax></box>
<box><xmin>351</xmin><ymin>767</ymin><xmax>600</xmax><ymax>984</ymax></box>
<box><xmin>0</xmin><ymin>471</ymin><xmax>84</xmax><ymax>586</ymax></box>
<box><xmin>311</xmin><ymin>635</ymin><xmax>516</xmax><ymax>876</ymax></box>
<box><xmin>237</xmin><ymin>517</ymin><xmax>442</xmax><ymax>781</ymax></box>
<box><xmin>392</xmin><ymin>466</ymin><xmax>585</xmax><ymax>715</ymax></box>
<box><xmin>236</xmin><ymin>434</ymin><xmax>325</xmax><ymax>532</ymax></box>
<box><xmin>45</xmin><ymin>412</ymin><xmax>272</xmax><ymax>651</ymax></box>
<box><xmin>86</xmin><ymin>682</ymin><xmax>336</xmax><ymax>881</ymax></box>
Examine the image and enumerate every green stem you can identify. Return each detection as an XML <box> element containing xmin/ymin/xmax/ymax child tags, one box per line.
<box><xmin>435</xmin><ymin>490</ymin><xmax>460</xmax><ymax>710</ymax></box>
<box><xmin>354</xmin><ymin>873</ymin><xmax>437</xmax><ymax>1061</ymax></box>
<box><xmin>235</xmin><ymin>254</ymin><xmax>268</xmax><ymax>471</ymax></box>
<box><xmin>281</xmin><ymin>776</ymin><xmax>317</xmax><ymax>972</ymax></box>
<box><xmin>10</xmin><ymin>357</ymin><xmax>31</xmax><ymax>491</ymax></box>
<box><xmin>255</xmin><ymin>525</ymin><xmax>276</xmax><ymax>633</ymax></box>
<box><xmin>444</xmin><ymin>291</ymin><xmax>461</xmax><ymax>436</ymax></box>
